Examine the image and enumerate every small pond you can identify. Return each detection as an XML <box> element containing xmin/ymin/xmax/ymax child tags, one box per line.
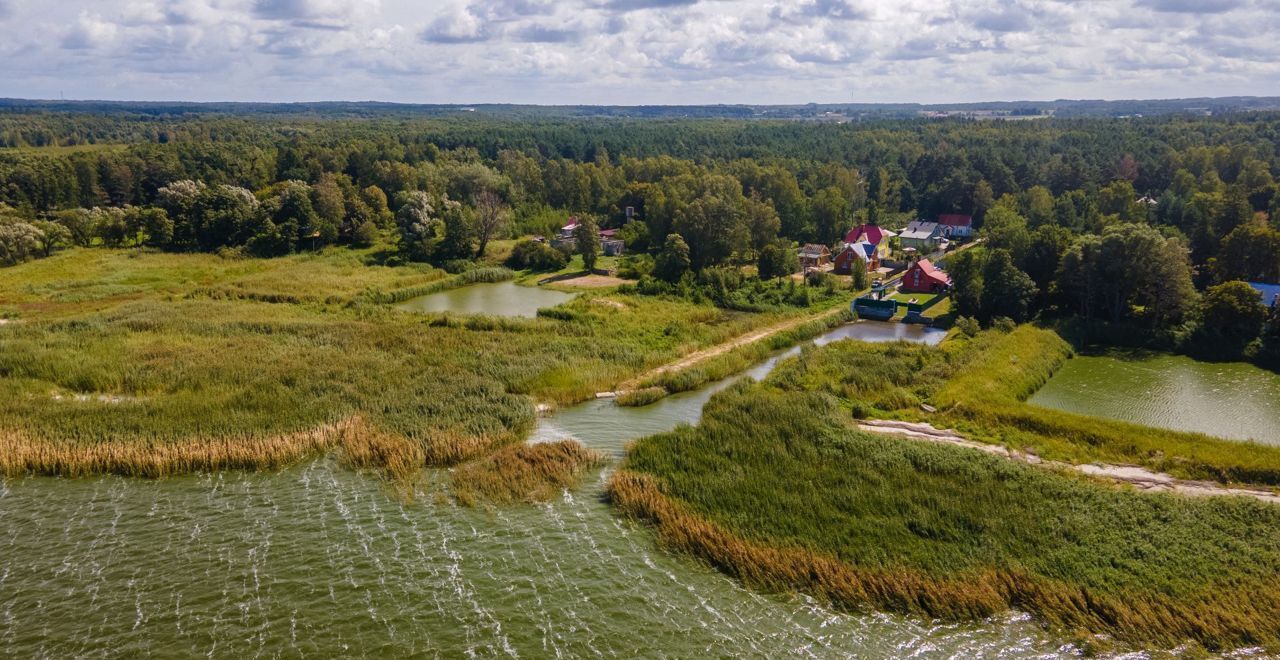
<box><xmin>396</xmin><ymin>281</ymin><xmax>576</xmax><ymax>318</ymax></box>
<box><xmin>1029</xmin><ymin>353</ymin><xmax>1280</xmax><ymax>445</ymax></box>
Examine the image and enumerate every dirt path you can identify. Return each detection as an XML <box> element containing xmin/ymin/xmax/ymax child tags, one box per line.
<box><xmin>611</xmin><ymin>307</ymin><xmax>846</xmax><ymax>395</ymax></box>
<box><xmin>857</xmin><ymin>419</ymin><xmax>1280</xmax><ymax>504</ymax></box>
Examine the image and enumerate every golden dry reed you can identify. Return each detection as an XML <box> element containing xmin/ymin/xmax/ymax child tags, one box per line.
<box><xmin>451</xmin><ymin>440</ymin><xmax>604</xmax><ymax>506</ymax></box>
<box><xmin>0</xmin><ymin>415</ymin><xmax>446</xmax><ymax>485</ymax></box>
<box><xmin>609</xmin><ymin>470</ymin><xmax>1280</xmax><ymax>652</ymax></box>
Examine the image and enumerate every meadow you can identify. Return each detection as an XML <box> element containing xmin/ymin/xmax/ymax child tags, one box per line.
<box><xmin>0</xmin><ymin>247</ymin><xmax>821</xmax><ymax>478</ymax></box>
<box><xmin>613</xmin><ymin>326</ymin><xmax>1280</xmax><ymax>650</ymax></box>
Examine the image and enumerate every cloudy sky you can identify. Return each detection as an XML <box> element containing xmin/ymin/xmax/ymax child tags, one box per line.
<box><xmin>0</xmin><ymin>0</ymin><xmax>1276</xmax><ymax>104</ymax></box>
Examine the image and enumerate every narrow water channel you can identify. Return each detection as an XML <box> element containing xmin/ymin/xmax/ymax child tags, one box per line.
<box><xmin>0</xmin><ymin>322</ymin><xmax>1076</xmax><ymax>657</ymax></box>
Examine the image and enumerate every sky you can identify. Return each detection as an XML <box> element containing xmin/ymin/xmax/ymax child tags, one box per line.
<box><xmin>0</xmin><ymin>0</ymin><xmax>1277</xmax><ymax>105</ymax></box>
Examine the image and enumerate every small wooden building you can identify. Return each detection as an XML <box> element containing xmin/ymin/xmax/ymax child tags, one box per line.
<box><xmin>798</xmin><ymin>244</ymin><xmax>832</xmax><ymax>269</ymax></box>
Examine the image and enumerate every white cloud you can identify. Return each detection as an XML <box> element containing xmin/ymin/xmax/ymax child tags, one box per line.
<box><xmin>0</xmin><ymin>0</ymin><xmax>1275</xmax><ymax>104</ymax></box>
<box><xmin>62</xmin><ymin>11</ymin><xmax>120</xmax><ymax>49</ymax></box>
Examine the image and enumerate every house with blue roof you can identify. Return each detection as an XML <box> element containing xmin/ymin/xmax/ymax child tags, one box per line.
<box><xmin>834</xmin><ymin>241</ymin><xmax>879</xmax><ymax>274</ymax></box>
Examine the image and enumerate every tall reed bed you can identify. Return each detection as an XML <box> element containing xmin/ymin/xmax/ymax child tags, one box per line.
<box><xmin>614</xmin><ymin>381</ymin><xmax>1280</xmax><ymax>651</ymax></box>
<box><xmin>355</xmin><ymin>267</ymin><xmax>515</xmax><ymax>305</ymax></box>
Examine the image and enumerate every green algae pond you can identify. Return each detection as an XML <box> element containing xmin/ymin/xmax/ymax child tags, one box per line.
<box><xmin>395</xmin><ymin>281</ymin><xmax>576</xmax><ymax>318</ymax></box>
<box><xmin>1030</xmin><ymin>353</ymin><xmax>1280</xmax><ymax>445</ymax></box>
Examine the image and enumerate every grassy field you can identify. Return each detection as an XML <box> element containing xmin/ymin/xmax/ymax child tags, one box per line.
<box><xmin>0</xmin><ymin>247</ymin><xmax>817</xmax><ymax>478</ymax></box>
<box><xmin>613</xmin><ymin>329</ymin><xmax>1280</xmax><ymax>650</ymax></box>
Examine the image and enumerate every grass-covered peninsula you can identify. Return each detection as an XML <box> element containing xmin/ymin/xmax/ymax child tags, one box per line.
<box><xmin>0</xmin><ymin>246</ymin><xmax>831</xmax><ymax>479</ymax></box>
<box><xmin>612</xmin><ymin>326</ymin><xmax>1280</xmax><ymax>651</ymax></box>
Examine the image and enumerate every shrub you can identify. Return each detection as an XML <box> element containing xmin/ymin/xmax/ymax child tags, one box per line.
<box><xmin>508</xmin><ymin>239</ymin><xmax>569</xmax><ymax>272</ymax></box>
<box><xmin>954</xmin><ymin>316</ymin><xmax>981</xmax><ymax>337</ymax></box>
<box><xmin>617</xmin><ymin>253</ymin><xmax>654</xmax><ymax>279</ymax></box>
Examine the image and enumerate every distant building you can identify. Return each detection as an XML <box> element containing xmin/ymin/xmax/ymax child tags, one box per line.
<box><xmin>900</xmin><ymin>259</ymin><xmax>952</xmax><ymax>293</ymax></box>
<box><xmin>559</xmin><ymin>217</ymin><xmax>582</xmax><ymax>239</ymax></box>
<box><xmin>834</xmin><ymin>241</ymin><xmax>878</xmax><ymax>274</ymax></box>
<box><xmin>798</xmin><ymin>244</ymin><xmax>832</xmax><ymax>269</ymax></box>
<box><xmin>898</xmin><ymin>221</ymin><xmax>943</xmax><ymax>252</ymax></box>
<box><xmin>553</xmin><ymin>216</ymin><xmax>624</xmax><ymax>255</ymax></box>
<box><xmin>936</xmin><ymin>214</ymin><xmax>973</xmax><ymax>238</ymax></box>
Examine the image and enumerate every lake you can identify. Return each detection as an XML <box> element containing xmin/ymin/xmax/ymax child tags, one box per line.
<box><xmin>396</xmin><ymin>281</ymin><xmax>576</xmax><ymax>318</ymax></box>
<box><xmin>1</xmin><ymin>320</ymin><xmax>1073</xmax><ymax>656</ymax></box>
<box><xmin>1029</xmin><ymin>353</ymin><xmax>1280</xmax><ymax>445</ymax></box>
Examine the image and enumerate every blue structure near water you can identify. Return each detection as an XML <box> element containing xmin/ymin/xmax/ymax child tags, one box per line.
<box><xmin>1249</xmin><ymin>282</ymin><xmax>1280</xmax><ymax>309</ymax></box>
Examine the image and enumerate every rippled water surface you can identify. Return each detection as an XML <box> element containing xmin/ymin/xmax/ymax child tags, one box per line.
<box><xmin>1030</xmin><ymin>353</ymin><xmax>1280</xmax><ymax>445</ymax></box>
<box><xmin>1</xmin><ymin>322</ymin><xmax>1077</xmax><ymax>657</ymax></box>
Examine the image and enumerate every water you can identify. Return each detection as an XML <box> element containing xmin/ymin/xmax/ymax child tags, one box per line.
<box><xmin>812</xmin><ymin>322</ymin><xmax>948</xmax><ymax>346</ymax></box>
<box><xmin>396</xmin><ymin>281</ymin><xmax>576</xmax><ymax>318</ymax></box>
<box><xmin>1030</xmin><ymin>353</ymin><xmax>1280</xmax><ymax>445</ymax></box>
<box><xmin>0</xmin><ymin>322</ymin><xmax>1073</xmax><ymax>657</ymax></box>
<box><xmin>532</xmin><ymin>321</ymin><xmax>949</xmax><ymax>457</ymax></box>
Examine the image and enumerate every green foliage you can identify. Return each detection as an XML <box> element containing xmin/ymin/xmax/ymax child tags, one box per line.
<box><xmin>507</xmin><ymin>238</ymin><xmax>569</xmax><ymax>272</ymax></box>
<box><xmin>756</xmin><ymin>241</ymin><xmax>798</xmax><ymax>280</ymax></box>
<box><xmin>0</xmin><ymin>220</ymin><xmax>43</xmax><ymax>266</ymax></box>
<box><xmin>980</xmin><ymin>249</ymin><xmax>1037</xmax><ymax>323</ymax></box>
<box><xmin>954</xmin><ymin>315</ymin><xmax>981</xmax><ymax>337</ymax></box>
<box><xmin>615</xmin><ymin>387</ymin><xmax>669</xmax><ymax>407</ymax></box>
<box><xmin>1214</xmin><ymin>221</ymin><xmax>1280</xmax><ymax>283</ymax></box>
<box><xmin>625</xmin><ymin>269</ymin><xmax>842</xmax><ymax>314</ymax></box>
<box><xmin>1198</xmin><ymin>281</ymin><xmax>1269</xmax><ymax>346</ymax></box>
<box><xmin>395</xmin><ymin>190</ymin><xmax>473</xmax><ymax>263</ymax></box>
<box><xmin>654</xmin><ymin>233</ymin><xmax>690</xmax><ymax>283</ymax></box>
<box><xmin>1056</xmin><ymin>223</ymin><xmax>1197</xmax><ymax>328</ymax></box>
<box><xmin>575</xmin><ymin>215</ymin><xmax>599</xmax><ymax>272</ymax></box>
<box><xmin>616</xmin><ymin>253</ymin><xmax>653</xmax><ymax>279</ymax></box>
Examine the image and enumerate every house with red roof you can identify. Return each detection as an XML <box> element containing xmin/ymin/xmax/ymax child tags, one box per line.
<box><xmin>900</xmin><ymin>259</ymin><xmax>952</xmax><ymax>293</ymax></box>
<box><xmin>843</xmin><ymin>225</ymin><xmax>896</xmax><ymax>260</ymax></box>
<box><xmin>834</xmin><ymin>241</ymin><xmax>878</xmax><ymax>274</ymax></box>
<box><xmin>937</xmin><ymin>214</ymin><xmax>974</xmax><ymax>238</ymax></box>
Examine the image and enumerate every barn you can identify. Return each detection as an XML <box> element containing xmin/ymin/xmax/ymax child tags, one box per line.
<box><xmin>900</xmin><ymin>259</ymin><xmax>952</xmax><ymax>293</ymax></box>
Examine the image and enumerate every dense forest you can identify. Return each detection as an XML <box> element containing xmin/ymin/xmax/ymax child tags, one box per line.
<box><xmin>1</xmin><ymin>108</ymin><xmax>1278</xmax><ymax>359</ymax></box>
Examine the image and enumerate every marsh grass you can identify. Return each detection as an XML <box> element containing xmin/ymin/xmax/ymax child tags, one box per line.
<box><xmin>615</xmin><ymin>387</ymin><xmax>669</xmax><ymax>407</ymax></box>
<box><xmin>932</xmin><ymin>326</ymin><xmax>1280</xmax><ymax>486</ymax></box>
<box><xmin>762</xmin><ymin>324</ymin><xmax>1280</xmax><ymax>487</ymax></box>
<box><xmin>0</xmin><ymin>249</ymin><xmax>803</xmax><ymax>478</ymax></box>
<box><xmin>615</xmin><ymin>381</ymin><xmax>1280</xmax><ymax>651</ymax></box>
<box><xmin>640</xmin><ymin>308</ymin><xmax>853</xmax><ymax>396</ymax></box>
<box><xmin>451</xmin><ymin>440</ymin><xmax>604</xmax><ymax>506</ymax></box>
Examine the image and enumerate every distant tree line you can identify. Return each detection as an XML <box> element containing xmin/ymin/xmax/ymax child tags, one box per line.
<box><xmin>0</xmin><ymin>111</ymin><xmax>1278</xmax><ymax>353</ymax></box>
